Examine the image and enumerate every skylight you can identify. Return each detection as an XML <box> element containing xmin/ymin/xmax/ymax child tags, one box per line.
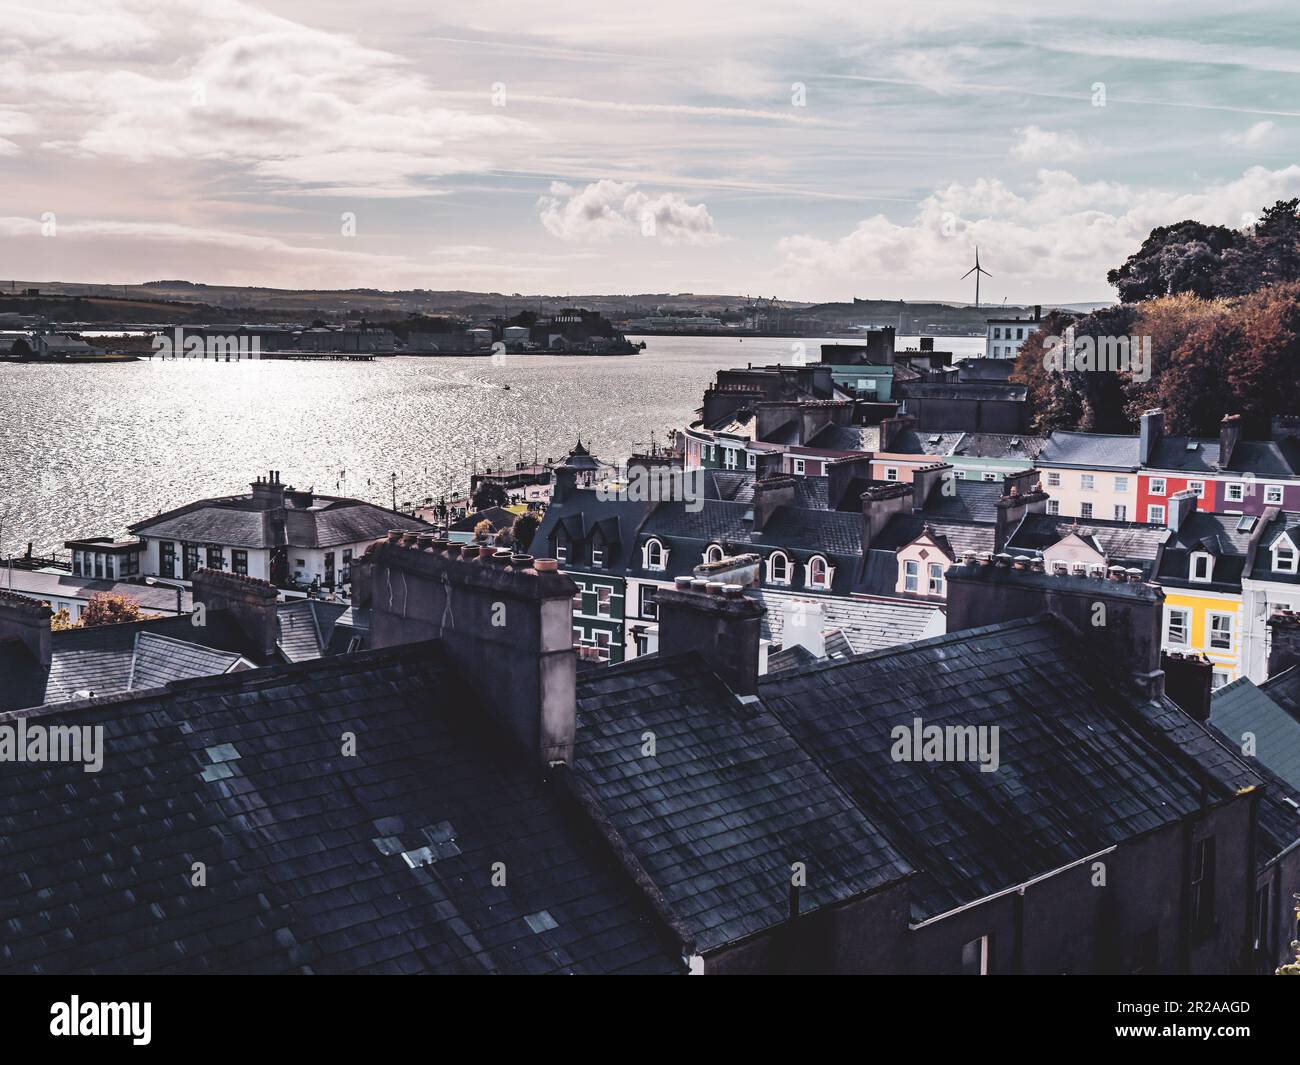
<box><xmin>1236</xmin><ymin>515</ymin><xmax>1257</xmax><ymax>533</ymax></box>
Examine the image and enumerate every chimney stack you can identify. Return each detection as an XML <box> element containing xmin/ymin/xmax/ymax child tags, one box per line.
<box><xmin>995</xmin><ymin>470</ymin><xmax>1049</xmax><ymax>552</ymax></box>
<box><xmin>1162</xmin><ymin>651</ymin><xmax>1214</xmax><ymax>722</ymax></box>
<box><xmin>824</xmin><ymin>454</ymin><xmax>875</xmax><ymax>511</ymax></box>
<box><xmin>1166</xmin><ymin>488</ymin><xmax>1197</xmax><ymax>532</ymax></box>
<box><xmin>1219</xmin><ymin>413</ymin><xmax>1243</xmax><ymax>470</ymax></box>
<box><xmin>0</xmin><ymin>590</ymin><xmax>51</xmax><ymax>668</ymax></box>
<box><xmin>658</xmin><ymin>578</ymin><xmax>765</xmax><ymax>697</ymax></box>
<box><xmin>251</xmin><ymin>470</ymin><xmax>287</xmax><ymax>509</ymax></box>
<box><xmin>945</xmin><ymin>560</ymin><xmax>1166</xmax><ymax>693</ymax></box>
<box><xmin>368</xmin><ymin>539</ymin><xmax>579</xmax><ymax>766</ymax></box>
<box><xmin>1139</xmin><ymin>409</ymin><xmax>1164</xmax><ymax>465</ymax></box>
<box><xmin>782</xmin><ymin>598</ymin><xmax>825</xmax><ymax>658</ymax></box>
<box><xmin>909</xmin><ymin>463</ymin><xmax>952</xmax><ymax>511</ymax></box>
<box><xmin>861</xmin><ymin>483</ymin><xmax>914</xmax><ymax>548</ymax></box>
<box><xmin>694</xmin><ymin>553</ymin><xmax>761</xmax><ymax>588</ymax></box>
<box><xmin>191</xmin><ymin>569</ymin><xmax>279</xmax><ymax>660</ymax></box>
<box><xmin>751</xmin><ymin>475</ymin><xmax>797</xmax><ymax>533</ymax></box>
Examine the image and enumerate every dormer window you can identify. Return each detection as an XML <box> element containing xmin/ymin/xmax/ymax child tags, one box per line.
<box><xmin>591</xmin><ymin>543</ymin><xmax>604</xmax><ymax>567</ymax></box>
<box><xmin>704</xmin><ymin>543</ymin><xmax>724</xmax><ymax>565</ymax></box>
<box><xmin>555</xmin><ymin>539</ymin><xmax>568</xmax><ymax>563</ymax></box>
<box><xmin>807</xmin><ymin>555</ymin><xmax>831</xmax><ymax>589</ymax></box>
<box><xmin>644</xmin><ymin>538</ymin><xmax>666</xmax><ymax>571</ymax></box>
<box><xmin>1190</xmin><ymin>551</ymin><xmax>1214</xmax><ymax>583</ymax></box>
<box><xmin>767</xmin><ymin>551</ymin><xmax>791</xmax><ymax>585</ymax></box>
<box><xmin>1274</xmin><ymin>536</ymin><xmax>1298</xmax><ymax>574</ymax></box>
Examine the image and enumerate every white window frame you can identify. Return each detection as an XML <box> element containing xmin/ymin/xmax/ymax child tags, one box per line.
<box><xmin>1080</xmin><ymin>502</ymin><xmax>1093</xmax><ymax>520</ymax></box>
<box><xmin>1080</xmin><ymin>474</ymin><xmax>1095</xmax><ymax>492</ymax></box>
<box><xmin>644</xmin><ymin>538</ymin><xmax>666</xmax><ymax>571</ymax></box>
<box><xmin>807</xmin><ymin>554</ymin><xmax>831</xmax><ymax>589</ymax></box>
<box><xmin>1265</xmin><ymin>484</ymin><xmax>1285</xmax><ymax>505</ymax></box>
<box><xmin>1188</xmin><ymin>480</ymin><xmax>1205</xmax><ymax>499</ymax></box>
<box><xmin>885</xmin><ymin>467</ymin><xmax>899</xmax><ymax>481</ymax></box>
<box><xmin>792</xmin><ymin>458</ymin><xmax>806</xmax><ymax>476</ymax></box>
<box><xmin>1150</xmin><ymin>478</ymin><xmax>1166</xmax><ymax>496</ymax></box>
<box><xmin>591</xmin><ymin>544</ymin><xmax>604</xmax><ymax>568</ymax></box>
<box><xmin>904</xmin><ymin>559</ymin><xmax>919</xmax><ymax>594</ymax></box>
<box><xmin>1148</xmin><ymin>504</ymin><xmax>1166</xmax><ymax>524</ymax></box>
<box><xmin>1114</xmin><ymin>476</ymin><xmax>1129</xmax><ymax>492</ymax></box>
<box><xmin>1273</xmin><ymin>538</ymin><xmax>1298</xmax><ymax>574</ymax></box>
<box><xmin>928</xmin><ymin>562</ymin><xmax>945</xmax><ymax>596</ymax></box>
<box><xmin>767</xmin><ymin>550</ymin><xmax>791</xmax><ymax>585</ymax></box>
<box><xmin>1166</xmin><ymin>607</ymin><xmax>1190</xmax><ymax>647</ymax></box>
<box><xmin>1190</xmin><ymin>551</ymin><xmax>1214</xmax><ymax>583</ymax></box>
<box><xmin>596</xmin><ymin>587</ymin><xmax>612</xmax><ymax>618</ymax></box>
<box><xmin>1046</xmin><ymin>471</ymin><xmax>1061</xmax><ymax>488</ymax></box>
<box><xmin>704</xmin><ymin>543</ymin><xmax>724</xmax><ymax>565</ymax></box>
<box><xmin>1208</xmin><ymin>612</ymin><xmax>1233</xmax><ymax>651</ymax></box>
<box><xmin>1047</xmin><ymin>500</ymin><xmax>1060</xmax><ymax>515</ymax></box>
<box><xmin>1113</xmin><ymin>505</ymin><xmax>1127</xmax><ymax>521</ymax></box>
<box><xmin>1225</xmin><ymin>481</ymin><xmax>1245</xmax><ymax>503</ymax></box>
<box><xmin>746</xmin><ymin>452</ymin><xmax>756</xmax><ymax>470</ymax></box>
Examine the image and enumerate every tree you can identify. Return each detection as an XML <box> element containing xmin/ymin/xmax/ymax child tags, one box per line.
<box><xmin>1124</xmin><ymin>293</ymin><xmax>1229</xmax><ymax>424</ymax></box>
<box><xmin>512</xmin><ymin>511</ymin><xmax>540</xmax><ymax>552</ymax></box>
<box><xmin>471</xmin><ymin>482</ymin><xmax>508</xmax><ymax>510</ymax></box>
<box><xmin>1226</xmin><ymin>281</ymin><xmax>1300</xmax><ymax>430</ymax></box>
<box><xmin>48</xmin><ymin>606</ymin><xmax>77</xmax><ymax>631</ymax></box>
<box><xmin>1107</xmin><ymin>220</ymin><xmax>1240</xmax><ymax>303</ymax></box>
<box><xmin>1153</xmin><ymin>314</ymin><xmax>1243</xmax><ymax>435</ymax></box>
<box><xmin>80</xmin><ymin>591</ymin><xmax>149</xmax><ymax>627</ymax></box>
<box><xmin>473</xmin><ymin>519</ymin><xmax>493</xmax><ymax>542</ymax></box>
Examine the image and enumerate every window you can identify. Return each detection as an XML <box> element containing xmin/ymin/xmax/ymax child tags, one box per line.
<box><xmin>591</xmin><ymin>544</ymin><xmax>604</xmax><ymax>567</ymax></box>
<box><xmin>1167</xmin><ymin>607</ymin><xmax>1190</xmax><ymax>646</ymax></box>
<box><xmin>1190</xmin><ymin>837</ymin><xmax>1216</xmax><ymax>937</ymax></box>
<box><xmin>792</xmin><ymin>458</ymin><xmax>806</xmax><ymax>476</ymax></box>
<box><xmin>160</xmin><ymin>541</ymin><xmax>176</xmax><ymax>579</ymax></box>
<box><xmin>1274</xmin><ymin>539</ymin><xmax>1298</xmax><ymax>574</ymax></box>
<box><xmin>572</xmin><ymin>587</ymin><xmax>584</xmax><ymax>612</ymax></box>
<box><xmin>1209</xmin><ymin>613</ymin><xmax>1233</xmax><ymax>650</ymax></box>
<box><xmin>704</xmin><ymin>544</ymin><xmax>724</xmax><ymax>564</ymax></box>
<box><xmin>808</xmin><ymin>555</ymin><xmax>829</xmax><ymax>589</ymax></box>
<box><xmin>640</xmin><ymin>585</ymin><xmax>658</xmax><ymax>619</ymax></box>
<box><xmin>596</xmin><ymin>587</ymin><xmax>612</xmax><ymax>617</ymax></box>
<box><xmin>94</xmin><ymin>555</ymin><xmax>104</xmax><ymax>578</ymax></box>
<box><xmin>1047</xmin><ymin>500</ymin><xmax>1060</xmax><ymax>515</ymax></box>
<box><xmin>768</xmin><ymin>551</ymin><xmax>790</xmax><ymax>584</ymax></box>
<box><xmin>1190</xmin><ymin>552</ymin><xmax>1214</xmax><ymax>583</ymax></box>
<box><xmin>1113</xmin><ymin>505</ymin><xmax>1127</xmax><ymax>521</ymax></box>
<box><xmin>1016</xmin><ymin>327</ymin><xmax>1024</xmax><ymax>339</ymax></box>
<box><xmin>928</xmin><ymin>562</ymin><xmax>944</xmax><ymax>596</ymax></box>
<box><xmin>184</xmin><ymin>544</ymin><xmax>201</xmax><ymax>578</ymax></box>
<box><xmin>982</xmin><ymin>472</ymin><xmax>997</xmax><ymax>483</ymax></box>
<box><xmin>341</xmin><ymin>548</ymin><xmax>352</xmax><ymax>581</ymax></box>
<box><xmin>746</xmin><ymin>452</ymin><xmax>756</xmax><ymax>470</ymax></box>
<box><xmin>993</xmin><ymin>327</ymin><xmax>1002</xmax><ymax>339</ymax></box>
<box><xmin>232</xmin><ymin>549</ymin><xmax>248</xmax><ymax>576</ymax></box>
<box><xmin>1265</xmin><ymin>484</ymin><xmax>1285</xmax><ymax>505</ymax></box>
<box><xmin>572</xmin><ymin>626</ymin><xmax>583</xmax><ymax>649</ymax></box>
<box><xmin>207</xmin><ymin>546</ymin><xmax>224</xmax><ymax>570</ymax></box>
<box><xmin>1150</xmin><ymin>478</ymin><xmax>1166</xmax><ymax>496</ymax></box>
<box><xmin>954</xmin><ymin>470</ymin><xmax>966</xmax><ymax>479</ymax></box>
<box><xmin>1080</xmin><ymin>502</ymin><xmax>1093</xmax><ymax>519</ymax></box>
<box><xmin>885</xmin><ymin>467</ymin><xmax>898</xmax><ymax>481</ymax></box>
<box><xmin>595</xmin><ymin>631</ymin><xmax>611</xmax><ymax>661</ymax></box>
<box><xmin>1147</xmin><ymin>504</ymin><xmax>1166</xmax><ymax>524</ymax></box>
<box><xmin>1080</xmin><ymin>474</ymin><xmax>1095</xmax><ymax>492</ymax></box>
<box><xmin>724</xmin><ymin>448</ymin><xmax>738</xmax><ymax>470</ymax></box>
<box><xmin>644</xmin><ymin>538</ymin><xmax>665</xmax><ymax>571</ymax></box>
<box><xmin>1188</xmin><ymin>480</ymin><xmax>1205</xmax><ymax>498</ymax></box>
<box><xmin>1212</xmin><ymin>669</ymin><xmax>1229</xmax><ymax>691</ymax></box>
<box><xmin>1114</xmin><ymin>477</ymin><xmax>1129</xmax><ymax>492</ymax></box>
<box><xmin>1046</xmin><ymin>471</ymin><xmax>1061</xmax><ymax>488</ymax></box>
<box><xmin>904</xmin><ymin>559</ymin><xmax>919</xmax><ymax>593</ymax></box>
<box><xmin>961</xmin><ymin>935</ymin><xmax>991</xmax><ymax>976</ymax></box>
<box><xmin>1225</xmin><ymin>482</ymin><xmax>1245</xmax><ymax>503</ymax></box>
<box><xmin>123</xmin><ymin>552</ymin><xmax>138</xmax><ymax>577</ymax></box>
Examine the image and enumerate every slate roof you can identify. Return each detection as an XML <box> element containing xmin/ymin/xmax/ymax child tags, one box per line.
<box><xmin>754</xmin><ymin>589</ymin><xmax>945</xmax><ymax>655</ymax></box>
<box><xmin>805</xmin><ymin>424</ymin><xmax>879</xmax><ymax>452</ymax></box>
<box><xmin>759</xmin><ymin>615</ymin><xmax>1260</xmax><ymax>922</ymax></box>
<box><xmin>533</xmin><ymin>488</ymin><xmax>655</xmax><ymax>574</ymax></box>
<box><xmin>277</xmin><ymin>600</ymin><xmax>351</xmax><ymax>663</ymax></box>
<box><xmin>0</xmin><ymin>613</ymin><xmax>259</xmax><ymax>712</ymax></box>
<box><xmin>947</xmin><ymin>433</ymin><xmax>1046</xmax><ymax>461</ymax></box>
<box><xmin>1038</xmin><ymin>431</ymin><xmax>1140</xmax><ymax>470</ymax></box>
<box><xmin>131</xmin><ymin>491</ymin><xmax>427</xmax><ymax>549</ymax></box>
<box><xmin>0</xmin><ymin>570</ymin><xmax>191</xmax><ymax>614</ymax></box>
<box><xmin>1247</xmin><ymin>511</ymin><xmax>1300</xmax><ymax>586</ymax></box>
<box><xmin>573</xmin><ymin>654</ymin><xmax>912</xmax><ymax>952</ymax></box>
<box><xmin>1147</xmin><ymin>437</ymin><xmax>1300</xmax><ymax>479</ymax></box>
<box><xmin>870</xmin><ymin>515</ymin><xmax>996</xmax><ymax>556</ymax></box>
<box><xmin>0</xmin><ymin>644</ymin><xmax>681</xmax><ymax>974</ymax></box>
<box><xmin>1262</xmin><ymin>665</ymin><xmax>1300</xmax><ymax>719</ymax></box>
<box><xmin>1210</xmin><ymin>675</ymin><xmax>1300</xmax><ymax>790</ymax></box>
<box><xmin>889</xmin><ymin>430</ymin><xmax>964</xmax><ymax>456</ymax></box>
<box><xmin>1007</xmin><ymin>512</ymin><xmax>1169</xmax><ymax>565</ymax></box>
<box><xmin>127</xmin><ymin>632</ymin><xmax>250</xmax><ymax>689</ymax></box>
<box><xmin>1157</xmin><ymin>512</ymin><xmax>1255</xmax><ymax>592</ymax></box>
<box><xmin>923</xmin><ymin>479</ymin><xmax>1004</xmax><ymax>522</ymax></box>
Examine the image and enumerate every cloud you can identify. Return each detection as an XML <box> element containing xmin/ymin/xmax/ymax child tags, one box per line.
<box><xmin>537</xmin><ymin>180</ymin><xmax>723</xmax><ymax>245</ymax></box>
<box><xmin>1010</xmin><ymin>125</ymin><xmax>1091</xmax><ymax>163</ymax></box>
<box><xmin>1224</xmin><ymin>120</ymin><xmax>1275</xmax><ymax>147</ymax></box>
<box><xmin>774</xmin><ymin>164</ymin><xmax>1300</xmax><ymax>300</ymax></box>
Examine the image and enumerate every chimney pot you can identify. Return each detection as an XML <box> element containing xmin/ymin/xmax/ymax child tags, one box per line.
<box><xmin>534</xmin><ymin>558</ymin><xmax>558</xmax><ymax>573</ymax></box>
<box><xmin>674</xmin><ymin>576</ymin><xmax>693</xmax><ymax>590</ymax></box>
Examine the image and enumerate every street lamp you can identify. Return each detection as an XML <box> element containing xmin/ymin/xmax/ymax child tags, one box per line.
<box><xmin>145</xmin><ymin>576</ymin><xmax>185</xmax><ymax>615</ymax></box>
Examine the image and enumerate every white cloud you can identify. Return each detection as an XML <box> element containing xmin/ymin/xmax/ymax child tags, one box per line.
<box><xmin>1224</xmin><ymin>120</ymin><xmax>1275</xmax><ymax>147</ymax></box>
<box><xmin>538</xmin><ymin>180</ymin><xmax>723</xmax><ymax>245</ymax></box>
<box><xmin>774</xmin><ymin>164</ymin><xmax>1300</xmax><ymax>300</ymax></box>
<box><xmin>1010</xmin><ymin>126</ymin><xmax>1091</xmax><ymax>163</ymax></box>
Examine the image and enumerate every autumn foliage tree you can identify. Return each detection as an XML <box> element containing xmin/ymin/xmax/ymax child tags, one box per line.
<box><xmin>80</xmin><ymin>591</ymin><xmax>149</xmax><ymax>627</ymax></box>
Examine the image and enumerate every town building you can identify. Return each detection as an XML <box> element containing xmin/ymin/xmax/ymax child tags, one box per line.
<box><xmin>983</xmin><ymin>306</ymin><xmax>1042</xmax><ymax>359</ymax></box>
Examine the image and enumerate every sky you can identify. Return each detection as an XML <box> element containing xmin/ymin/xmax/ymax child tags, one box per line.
<box><xmin>1</xmin><ymin>0</ymin><xmax>1298</xmax><ymax>303</ymax></box>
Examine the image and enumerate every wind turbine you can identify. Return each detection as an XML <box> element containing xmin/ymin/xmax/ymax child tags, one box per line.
<box><xmin>962</xmin><ymin>247</ymin><xmax>992</xmax><ymax>308</ymax></box>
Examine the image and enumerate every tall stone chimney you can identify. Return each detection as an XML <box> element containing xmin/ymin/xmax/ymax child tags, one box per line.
<box><xmin>368</xmin><ymin>539</ymin><xmax>579</xmax><ymax>766</ymax></box>
<box><xmin>861</xmin><ymin>483</ymin><xmax>914</xmax><ymax>548</ymax></box>
<box><xmin>946</xmin><ymin>558</ymin><xmax>1166</xmax><ymax>696</ymax></box>
<box><xmin>1166</xmin><ymin>488</ymin><xmax>1197</xmax><ymax>532</ymax></box>
<box><xmin>0</xmin><ymin>590</ymin><xmax>51</xmax><ymax>668</ymax></box>
<box><xmin>191</xmin><ymin>569</ymin><xmax>279</xmax><ymax>660</ymax></box>
<box><xmin>658</xmin><ymin>578</ymin><xmax>766</xmax><ymax>697</ymax></box>
<box><xmin>1162</xmin><ymin>651</ymin><xmax>1213</xmax><ymax>723</ymax></box>
<box><xmin>251</xmin><ymin>470</ymin><xmax>287</xmax><ymax>510</ymax></box>
<box><xmin>824</xmin><ymin>454</ymin><xmax>874</xmax><ymax>511</ymax></box>
<box><xmin>1219</xmin><ymin>414</ymin><xmax>1243</xmax><ymax>470</ymax></box>
<box><xmin>994</xmin><ymin>471</ymin><xmax>1049</xmax><ymax>552</ymax></box>
<box><xmin>1139</xmin><ymin>409</ymin><xmax>1164</xmax><ymax>465</ymax></box>
<box><xmin>751</xmin><ymin>475</ymin><xmax>796</xmax><ymax>533</ymax></box>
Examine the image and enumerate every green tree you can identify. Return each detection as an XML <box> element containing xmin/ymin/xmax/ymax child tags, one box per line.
<box><xmin>512</xmin><ymin>511</ymin><xmax>540</xmax><ymax>552</ymax></box>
